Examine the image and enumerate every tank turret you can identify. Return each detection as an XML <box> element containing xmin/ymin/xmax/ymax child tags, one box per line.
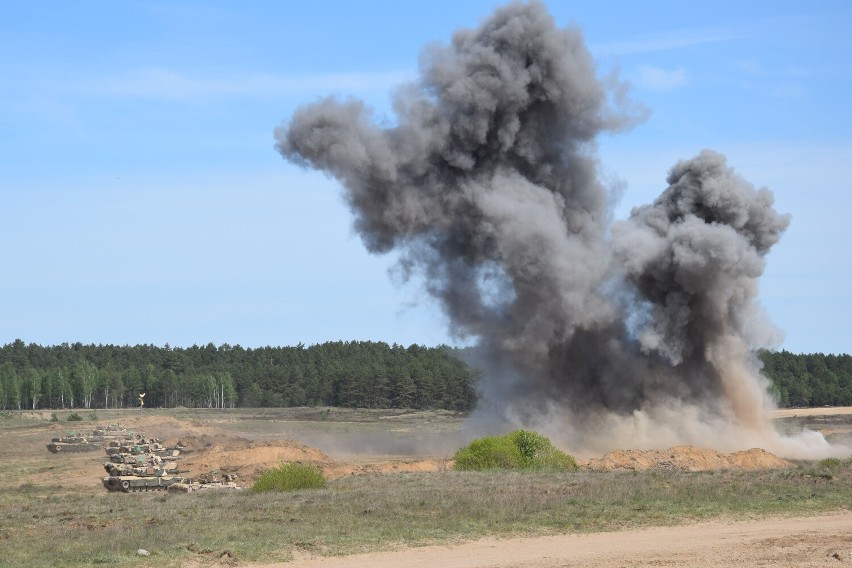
<box><xmin>101</xmin><ymin>443</ymin><xmax>187</xmax><ymax>492</ymax></box>
<box><xmin>47</xmin><ymin>423</ymin><xmax>139</xmax><ymax>453</ymax></box>
<box><xmin>46</xmin><ymin>433</ymin><xmax>100</xmax><ymax>453</ymax></box>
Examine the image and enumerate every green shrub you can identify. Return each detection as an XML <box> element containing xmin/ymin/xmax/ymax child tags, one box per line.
<box><xmin>50</xmin><ymin>413</ymin><xmax>59</xmax><ymax>422</ymax></box>
<box><xmin>453</xmin><ymin>435</ymin><xmax>523</xmax><ymax>470</ymax></box>
<box><xmin>453</xmin><ymin>430</ymin><xmax>577</xmax><ymax>472</ymax></box>
<box><xmin>67</xmin><ymin>412</ymin><xmax>83</xmax><ymax>422</ymax></box>
<box><xmin>507</xmin><ymin>430</ymin><xmax>578</xmax><ymax>470</ymax></box>
<box><xmin>818</xmin><ymin>457</ymin><xmax>843</xmax><ymax>470</ymax></box>
<box><xmin>250</xmin><ymin>462</ymin><xmax>327</xmax><ymax>493</ymax></box>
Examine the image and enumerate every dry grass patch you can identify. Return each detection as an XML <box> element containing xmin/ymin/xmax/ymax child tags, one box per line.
<box><xmin>2</xmin><ymin>465</ymin><xmax>852</xmax><ymax>567</ymax></box>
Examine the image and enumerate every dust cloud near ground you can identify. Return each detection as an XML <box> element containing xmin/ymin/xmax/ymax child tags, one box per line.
<box><xmin>171</xmin><ymin>434</ymin><xmax>449</xmax><ymax>481</ymax></box>
<box><xmin>13</xmin><ymin>407</ymin><xmax>851</xmax><ymax>493</ymax></box>
<box><xmin>3</xmin><ymin>411</ymin><xmax>459</xmax><ymax>490</ymax></box>
<box><xmin>111</xmin><ymin>412</ymin><xmax>834</xmax><ymax>480</ymax></box>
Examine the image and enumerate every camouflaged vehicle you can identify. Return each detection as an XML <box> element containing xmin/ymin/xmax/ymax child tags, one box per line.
<box><xmin>102</xmin><ymin>452</ymin><xmax>188</xmax><ymax>492</ymax></box>
<box><xmin>99</xmin><ymin>433</ymin><xmax>238</xmax><ymax>494</ymax></box>
<box><xmin>46</xmin><ymin>433</ymin><xmax>101</xmax><ymax>453</ymax></box>
<box><xmin>88</xmin><ymin>423</ymin><xmax>137</xmax><ymax>443</ymax></box>
<box><xmin>91</xmin><ymin>423</ymin><xmax>129</xmax><ymax>437</ymax></box>
<box><xmin>167</xmin><ymin>473</ymin><xmax>242</xmax><ymax>493</ymax></box>
<box><xmin>47</xmin><ymin>423</ymin><xmax>138</xmax><ymax>453</ymax></box>
<box><xmin>105</xmin><ymin>437</ymin><xmax>181</xmax><ymax>458</ymax></box>
<box><xmin>103</xmin><ymin>457</ymin><xmax>182</xmax><ymax>477</ymax></box>
<box><xmin>102</xmin><ymin>474</ymin><xmax>190</xmax><ymax>492</ymax></box>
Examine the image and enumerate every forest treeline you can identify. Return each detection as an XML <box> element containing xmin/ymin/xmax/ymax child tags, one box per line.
<box><xmin>0</xmin><ymin>340</ymin><xmax>849</xmax><ymax>411</ymax></box>
<box><xmin>758</xmin><ymin>349</ymin><xmax>852</xmax><ymax>407</ymax></box>
<box><xmin>0</xmin><ymin>340</ymin><xmax>477</xmax><ymax>411</ymax></box>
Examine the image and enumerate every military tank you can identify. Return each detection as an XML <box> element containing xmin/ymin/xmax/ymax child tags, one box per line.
<box><xmin>167</xmin><ymin>473</ymin><xmax>242</xmax><ymax>493</ymax></box>
<box><xmin>89</xmin><ymin>423</ymin><xmax>137</xmax><ymax>444</ymax></box>
<box><xmin>47</xmin><ymin>423</ymin><xmax>139</xmax><ymax>453</ymax></box>
<box><xmin>103</xmin><ymin>456</ymin><xmax>182</xmax><ymax>476</ymax></box>
<box><xmin>102</xmin><ymin>452</ymin><xmax>188</xmax><ymax>492</ymax></box>
<box><xmin>46</xmin><ymin>433</ymin><xmax>101</xmax><ymax>453</ymax></box>
<box><xmin>91</xmin><ymin>423</ymin><xmax>129</xmax><ymax>437</ymax></box>
<box><xmin>99</xmin><ymin>434</ymin><xmax>239</xmax><ymax>494</ymax></box>
<box><xmin>105</xmin><ymin>437</ymin><xmax>182</xmax><ymax>459</ymax></box>
<box><xmin>102</xmin><ymin>473</ymin><xmax>191</xmax><ymax>492</ymax></box>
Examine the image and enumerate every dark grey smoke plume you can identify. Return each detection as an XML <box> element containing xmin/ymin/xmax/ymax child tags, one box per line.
<box><xmin>275</xmin><ymin>2</ymin><xmax>835</xmax><ymax>457</ymax></box>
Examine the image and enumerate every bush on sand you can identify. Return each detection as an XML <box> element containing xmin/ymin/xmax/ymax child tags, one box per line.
<box><xmin>251</xmin><ymin>462</ymin><xmax>327</xmax><ymax>493</ymax></box>
<box><xmin>453</xmin><ymin>430</ymin><xmax>577</xmax><ymax>472</ymax></box>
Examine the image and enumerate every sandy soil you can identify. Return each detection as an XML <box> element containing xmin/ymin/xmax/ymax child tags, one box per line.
<box><xmin>242</xmin><ymin>513</ymin><xmax>852</xmax><ymax>568</ymax></box>
<box><xmin>772</xmin><ymin>406</ymin><xmax>852</xmax><ymax>418</ymax></box>
<box><xmin>13</xmin><ymin>415</ymin><xmax>450</xmax><ymax>490</ymax></box>
<box><xmin>12</xmin><ymin>409</ymin><xmax>852</xmax><ymax>567</ymax></box>
<box><xmin>580</xmin><ymin>446</ymin><xmax>792</xmax><ymax>472</ymax></box>
<box><xmin>20</xmin><ymin>409</ymin><xmax>850</xmax><ymax>490</ymax></box>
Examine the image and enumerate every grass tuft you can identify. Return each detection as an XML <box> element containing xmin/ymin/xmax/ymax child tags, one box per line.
<box><xmin>251</xmin><ymin>462</ymin><xmax>327</xmax><ymax>493</ymax></box>
<box><xmin>817</xmin><ymin>457</ymin><xmax>843</xmax><ymax>470</ymax></box>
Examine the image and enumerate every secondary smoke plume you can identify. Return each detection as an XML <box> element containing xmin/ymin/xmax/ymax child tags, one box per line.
<box><xmin>275</xmin><ymin>1</ymin><xmax>837</xmax><ymax>457</ymax></box>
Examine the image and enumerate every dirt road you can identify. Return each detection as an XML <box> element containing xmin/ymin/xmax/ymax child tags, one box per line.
<box><xmin>246</xmin><ymin>513</ymin><xmax>852</xmax><ymax>568</ymax></box>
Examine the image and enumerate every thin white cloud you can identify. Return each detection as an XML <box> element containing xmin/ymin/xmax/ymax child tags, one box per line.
<box><xmin>633</xmin><ymin>65</ymin><xmax>687</xmax><ymax>91</ymax></box>
<box><xmin>786</xmin><ymin>66</ymin><xmax>809</xmax><ymax>78</ymax></box>
<box><xmin>733</xmin><ymin>59</ymin><xmax>808</xmax><ymax>99</ymax></box>
<box><xmin>593</xmin><ymin>26</ymin><xmax>744</xmax><ymax>56</ymax></box>
<box><xmin>735</xmin><ymin>58</ymin><xmax>766</xmax><ymax>75</ymax></box>
<box><xmin>5</xmin><ymin>96</ymin><xmax>79</xmax><ymax>126</ymax></box>
<box><xmin>87</xmin><ymin>68</ymin><xmax>417</xmax><ymax>101</ymax></box>
<box><xmin>735</xmin><ymin>58</ymin><xmax>810</xmax><ymax>79</ymax></box>
<box><xmin>770</xmin><ymin>83</ymin><xmax>806</xmax><ymax>99</ymax></box>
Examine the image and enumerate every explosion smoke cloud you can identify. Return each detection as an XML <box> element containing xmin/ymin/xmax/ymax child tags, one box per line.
<box><xmin>275</xmin><ymin>1</ymin><xmax>839</xmax><ymax>458</ymax></box>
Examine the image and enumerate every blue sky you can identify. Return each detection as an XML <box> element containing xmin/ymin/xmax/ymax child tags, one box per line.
<box><xmin>1</xmin><ymin>1</ymin><xmax>850</xmax><ymax>354</ymax></box>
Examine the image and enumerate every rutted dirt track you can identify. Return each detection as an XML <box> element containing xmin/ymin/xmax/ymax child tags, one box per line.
<box><xmin>248</xmin><ymin>513</ymin><xmax>852</xmax><ymax>568</ymax></box>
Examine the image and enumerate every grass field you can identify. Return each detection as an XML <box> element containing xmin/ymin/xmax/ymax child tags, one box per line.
<box><xmin>1</xmin><ymin>408</ymin><xmax>851</xmax><ymax>568</ymax></box>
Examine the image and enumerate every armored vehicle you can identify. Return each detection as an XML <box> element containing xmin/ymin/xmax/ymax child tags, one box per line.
<box><xmin>102</xmin><ymin>474</ymin><xmax>190</xmax><ymax>492</ymax></box>
<box><xmin>103</xmin><ymin>458</ymin><xmax>182</xmax><ymax>477</ymax></box>
<box><xmin>91</xmin><ymin>423</ymin><xmax>129</xmax><ymax>437</ymax></box>
<box><xmin>105</xmin><ymin>437</ymin><xmax>181</xmax><ymax>458</ymax></box>
<box><xmin>167</xmin><ymin>473</ymin><xmax>242</xmax><ymax>493</ymax></box>
<box><xmin>46</xmin><ymin>433</ymin><xmax>101</xmax><ymax>453</ymax></box>
<box><xmin>102</xmin><ymin>456</ymin><xmax>188</xmax><ymax>492</ymax></box>
<box><xmin>88</xmin><ymin>424</ymin><xmax>137</xmax><ymax>444</ymax></box>
<box><xmin>47</xmin><ymin>423</ymin><xmax>138</xmax><ymax>453</ymax></box>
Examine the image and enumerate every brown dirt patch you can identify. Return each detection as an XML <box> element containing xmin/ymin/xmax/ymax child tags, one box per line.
<box><xmin>19</xmin><ymin>417</ymin><xmax>454</xmax><ymax>491</ymax></box>
<box><xmin>18</xmin><ymin>416</ymin><xmax>798</xmax><ymax>493</ymax></box>
<box><xmin>771</xmin><ymin>406</ymin><xmax>852</xmax><ymax>418</ymax></box>
<box><xmin>175</xmin><ymin>436</ymin><xmax>332</xmax><ymax>482</ymax></box>
<box><xmin>324</xmin><ymin>458</ymin><xmax>451</xmax><ymax>478</ymax></box>
<box><xmin>238</xmin><ymin>513</ymin><xmax>852</xmax><ymax>568</ymax></box>
<box><xmin>579</xmin><ymin>445</ymin><xmax>792</xmax><ymax>472</ymax></box>
<box><xmin>174</xmin><ymin>435</ymin><xmax>450</xmax><ymax>482</ymax></box>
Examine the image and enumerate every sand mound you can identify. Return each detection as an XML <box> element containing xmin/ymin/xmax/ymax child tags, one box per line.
<box><xmin>174</xmin><ymin>435</ymin><xmax>449</xmax><ymax>482</ymax></box>
<box><xmin>325</xmin><ymin>459</ymin><xmax>450</xmax><ymax>478</ymax></box>
<box><xmin>175</xmin><ymin>436</ymin><xmax>332</xmax><ymax>483</ymax></box>
<box><xmin>580</xmin><ymin>446</ymin><xmax>792</xmax><ymax>472</ymax></box>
